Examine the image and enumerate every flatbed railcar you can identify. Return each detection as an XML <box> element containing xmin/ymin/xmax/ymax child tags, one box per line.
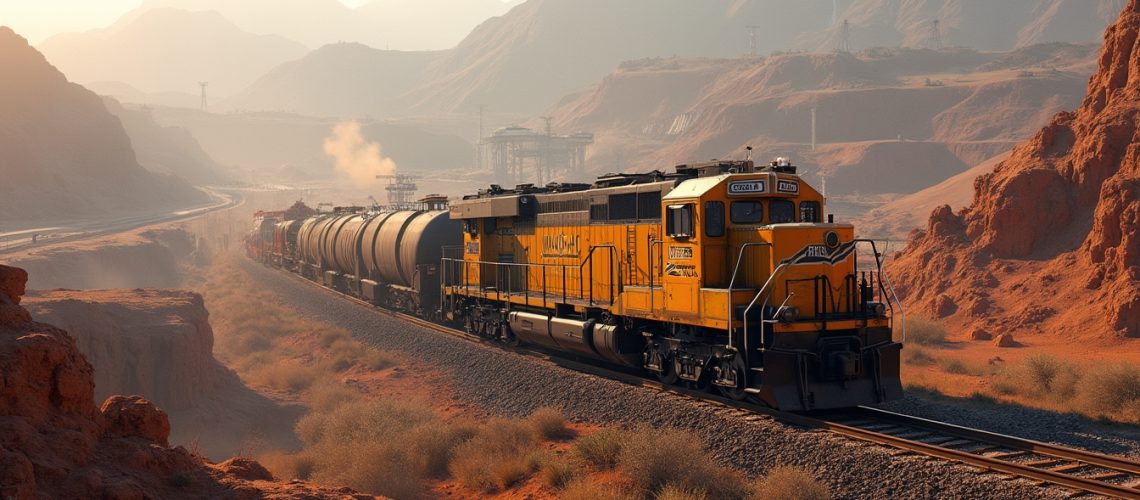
<box><xmin>248</xmin><ymin>159</ymin><xmax>905</xmax><ymax>411</ymax></box>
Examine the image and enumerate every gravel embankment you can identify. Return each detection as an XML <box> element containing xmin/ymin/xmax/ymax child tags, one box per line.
<box><xmin>243</xmin><ymin>259</ymin><xmax>1089</xmax><ymax>499</ymax></box>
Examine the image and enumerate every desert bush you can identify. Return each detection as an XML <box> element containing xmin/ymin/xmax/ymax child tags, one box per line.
<box><xmin>573</xmin><ymin>428</ymin><xmax>624</xmax><ymax>469</ymax></box>
<box><xmin>1075</xmin><ymin>363</ymin><xmax>1140</xmax><ymax>419</ymax></box>
<box><xmin>903</xmin><ymin>347</ymin><xmax>935</xmax><ymax>365</ymax></box>
<box><xmin>528</xmin><ymin>407</ymin><xmax>573</xmax><ymax>440</ymax></box>
<box><xmin>313</xmin><ymin>439</ymin><xmax>421</xmax><ymax>499</ymax></box>
<box><xmin>902</xmin><ymin>316</ymin><xmax>947</xmax><ymax>346</ymax></box>
<box><xmin>251</xmin><ymin>362</ymin><xmax>317</xmax><ymax>392</ymax></box>
<box><xmin>407</xmin><ymin>421</ymin><xmax>480</xmax><ymax>477</ymax></box>
<box><xmin>656</xmin><ymin>483</ymin><xmax>709</xmax><ymax>500</ymax></box>
<box><xmin>752</xmin><ymin>466</ymin><xmax>831</xmax><ymax>500</ymax></box>
<box><xmin>940</xmin><ymin>358</ymin><xmax>969</xmax><ymax>375</ymax></box>
<box><xmin>538</xmin><ymin>454</ymin><xmax>580</xmax><ymax>489</ymax></box>
<box><xmin>560</xmin><ymin>478</ymin><xmax>636</xmax><ymax>500</ymax></box>
<box><xmin>449</xmin><ymin>418</ymin><xmax>538</xmax><ymax>492</ymax></box>
<box><xmin>296</xmin><ymin>399</ymin><xmax>435</xmax><ymax>447</ymax></box>
<box><xmin>305</xmin><ymin>381</ymin><xmax>357</xmax><ymax>412</ymax></box>
<box><xmin>620</xmin><ymin>426</ymin><xmax>749</xmax><ymax>498</ymax></box>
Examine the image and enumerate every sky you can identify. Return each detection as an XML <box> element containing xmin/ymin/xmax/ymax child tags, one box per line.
<box><xmin>0</xmin><ymin>0</ymin><xmax>513</xmax><ymax>44</ymax></box>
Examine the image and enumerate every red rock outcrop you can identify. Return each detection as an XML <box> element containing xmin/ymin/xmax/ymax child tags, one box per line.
<box><xmin>892</xmin><ymin>1</ymin><xmax>1140</xmax><ymax>340</ymax></box>
<box><xmin>0</xmin><ymin>265</ymin><xmax>372</xmax><ymax>499</ymax></box>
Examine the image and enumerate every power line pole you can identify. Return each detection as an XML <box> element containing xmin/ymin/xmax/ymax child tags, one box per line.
<box><xmin>477</xmin><ymin>104</ymin><xmax>485</xmax><ymax>171</ymax></box>
<box><xmin>931</xmin><ymin>19</ymin><xmax>943</xmax><ymax>50</ymax></box>
<box><xmin>747</xmin><ymin>26</ymin><xmax>761</xmax><ymax>57</ymax></box>
<box><xmin>811</xmin><ymin>106</ymin><xmax>817</xmax><ymax>151</ymax></box>
<box><xmin>838</xmin><ymin>19</ymin><xmax>851</xmax><ymax>52</ymax></box>
<box><xmin>198</xmin><ymin>82</ymin><xmax>209</xmax><ymax>112</ymax></box>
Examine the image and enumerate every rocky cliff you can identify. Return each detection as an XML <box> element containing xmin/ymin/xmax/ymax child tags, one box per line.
<box><xmin>0</xmin><ymin>265</ymin><xmax>366</xmax><ymax>498</ymax></box>
<box><xmin>891</xmin><ymin>0</ymin><xmax>1140</xmax><ymax>340</ymax></box>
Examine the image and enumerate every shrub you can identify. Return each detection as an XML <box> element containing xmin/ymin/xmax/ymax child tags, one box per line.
<box><xmin>312</xmin><ymin>440</ymin><xmax>421</xmax><ymax>499</ymax></box>
<box><xmin>538</xmin><ymin>454</ymin><xmax>579</xmax><ymax>489</ymax></box>
<box><xmin>449</xmin><ymin>418</ymin><xmax>538</xmax><ymax>492</ymax></box>
<box><xmin>1023</xmin><ymin>353</ymin><xmax>1064</xmax><ymax>392</ymax></box>
<box><xmin>406</xmin><ymin>421</ymin><xmax>480</xmax><ymax>478</ymax></box>
<box><xmin>656</xmin><ymin>483</ymin><xmax>709</xmax><ymax>500</ymax></box>
<box><xmin>619</xmin><ymin>426</ymin><xmax>749</xmax><ymax>498</ymax></box>
<box><xmin>573</xmin><ymin>428</ymin><xmax>624</xmax><ymax>469</ymax></box>
<box><xmin>305</xmin><ymin>381</ymin><xmax>357</xmax><ymax>412</ymax></box>
<box><xmin>560</xmin><ymin>478</ymin><xmax>636</xmax><ymax>500</ymax></box>
<box><xmin>752</xmin><ymin>466</ymin><xmax>831</xmax><ymax>500</ymax></box>
<box><xmin>295</xmin><ymin>399</ymin><xmax>435</xmax><ymax>448</ymax></box>
<box><xmin>1075</xmin><ymin>363</ymin><xmax>1140</xmax><ymax>418</ymax></box>
<box><xmin>902</xmin><ymin>316</ymin><xmax>947</xmax><ymax>346</ymax></box>
<box><xmin>259</xmin><ymin>451</ymin><xmax>316</xmax><ymax>481</ymax></box>
<box><xmin>528</xmin><ymin>407</ymin><xmax>574</xmax><ymax>440</ymax></box>
<box><xmin>252</xmin><ymin>362</ymin><xmax>317</xmax><ymax>392</ymax></box>
<box><xmin>941</xmin><ymin>358</ymin><xmax>969</xmax><ymax>375</ymax></box>
<box><xmin>903</xmin><ymin>347</ymin><xmax>935</xmax><ymax>365</ymax></box>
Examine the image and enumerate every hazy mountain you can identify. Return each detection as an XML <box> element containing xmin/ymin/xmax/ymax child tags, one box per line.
<box><xmin>798</xmin><ymin>0</ymin><xmax>1124</xmax><ymax>52</ymax></box>
<box><xmin>0</xmin><ymin>27</ymin><xmax>207</xmax><ymax>224</ymax></box>
<box><xmin>86</xmin><ymin>81</ymin><xmax>201</xmax><ymax>109</ymax></box>
<box><xmin>400</xmin><ymin>0</ymin><xmax>852</xmax><ymax>115</ymax></box>
<box><xmin>223</xmin><ymin>43</ymin><xmax>441</xmax><ymax>117</ymax></box>
<box><xmin>38</xmin><ymin>8</ymin><xmax>307</xmax><ymax>96</ymax></box>
<box><xmin>138</xmin><ymin>0</ymin><xmax>518</xmax><ymax>50</ymax></box>
<box><xmin>102</xmin><ymin>98</ymin><xmax>231</xmax><ymax>185</ymax></box>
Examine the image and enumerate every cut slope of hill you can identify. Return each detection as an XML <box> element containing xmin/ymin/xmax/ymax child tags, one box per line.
<box><xmin>798</xmin><ymin>0</ymin><xmax>1122</xmax><ymax>52</ymax></box>
<box><xmin>542</xmin><ymin>45</ymin><xmax>1090</xmax><ymax>208</ymax></box>
<box><xmin>38</xmin><ymin>8</ymin><xmax>307</xmax><ymax>96</ymax></box>
<box><xmin>103</xmin><ymin>98</ymin><xmax>231</xmax><ymax>184</ymax></box>
<box><xmin>891</xmin><ymin>0</ymin><xmax>1140</xmax><ymax>341</ymax></box>
<box><xmin>0</xmin><ymin>28</ymin><xmax>207</xmax><ymax>225</ymax></box>
<box><xmin>400</xmin><ymin>0</ymin><xmax>847</xmax><ymax>114</ymax></box>
<box><xmin>223</xmin><ymin>43</ymin><xmax>440</xmax><ymax>117</ymax></box>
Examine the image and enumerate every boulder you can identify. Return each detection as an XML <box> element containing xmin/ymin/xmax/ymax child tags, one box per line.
<box><xmin>100</xmin><ymin>396</ymin><xmax>171</xmax><ymax>446</ymax></box>
<box><xmin>992</xmin><ymin>333</ymin><xmax>1019</xmax><ymax>348</ymax></box>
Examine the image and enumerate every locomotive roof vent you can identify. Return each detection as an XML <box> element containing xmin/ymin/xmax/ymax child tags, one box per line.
<box><xmin>766</xmin><ymin>157</ymin><xmax>798</xmax><ymax>174</ymax></box>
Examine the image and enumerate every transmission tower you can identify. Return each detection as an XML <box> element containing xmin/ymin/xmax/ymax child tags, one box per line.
<box><xmin>837</xmin><ymin>19</ymin><xmax>851</xmax><ymax>52</ymax></box>
<box><xmin>930</xmin><ymin>19</ymin><xmax>943</xmax><ymax>50</ymax></box>
<box><xmin>198</xmin><ymin>82</ymin><xmax>209</xmax><ymax>112</ymax></box>
<box><xmin>747</xmin><ymin>26</ymin><xmax>761</xmax><ymax>57</ymax></box>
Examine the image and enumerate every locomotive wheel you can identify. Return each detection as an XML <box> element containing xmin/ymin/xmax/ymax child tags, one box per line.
<box><xmin>655</xmin><ymin>346</ymin><xmax>679</xmax><ymax>385</ymax></box>
<box><xmin>717</xmin><ymin>354</ymin><xmax>749</xmax><ymax>401</ymax></box>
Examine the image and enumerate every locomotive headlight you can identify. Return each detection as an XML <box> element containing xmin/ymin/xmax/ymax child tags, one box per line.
<box><xmin>779</xmin><ymin>306</ymin><xmax>800</xmax><ymax>323</ymax></box>
<box><xmin>869</xmin><ymin>302</ymin><xmax>887</xmax><ymax>317</ymax></box>
<box><xmin>824</xmin><ymin>231</ymin><xmax>840</xmax><ymax>249</ymax></box>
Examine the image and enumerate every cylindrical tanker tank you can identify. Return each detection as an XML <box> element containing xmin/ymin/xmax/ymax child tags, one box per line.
<box><xmin>358</xmin><ymin>212</ymin><xmax>399</xmax><ymax>282</ymax></box>
<box><xmin>397</xmin><ymin>211</ymin><xmax>464</xmax><ymax>287</ymax></box>
<box><xmin>318</xmin><ymin>214</ymin><xmax>360</xmax><ymax>275</ymax></box>
<box><xmin>298</xmin><ymin>215</ymin><xmax>336</xmax><ymax>266</ymax></box>
<box><xmin>331</xmin><ymin>214</ymin><xmax>368</xmax><ymax>276</ymax></box>
<box><xmin>371</xmin><ymin>211</ymin><xmax>421</xmax><ymax>287</ymax></box>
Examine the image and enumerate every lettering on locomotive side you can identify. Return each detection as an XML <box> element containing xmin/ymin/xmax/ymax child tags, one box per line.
<box><xmin>668</xmin><ymin>246</ymin><xmax>693</xmax><ymax>260</ymax></box>
<box><xmin>776</xmin><ymin>180</ymin><xmax>800</xmax><ymax>195</ymax></box>
<box><xmin>665</xmin><ymin>263</ymin><xmax>697</xmax><ymax>277</ymax></box>
<box><xmin>804</xmin><ymin>245</ymin><xmax>829</xmax><ymax>258</ymax></box>
<box><xmin>542</xmin><ymin>234</ymin><xmax>580</xmax><ymax>258</ymax></box>
<box><xmin>727</xmin><ymin>180</ymin><xmax>767</xmax><ymax>195</ymax></box>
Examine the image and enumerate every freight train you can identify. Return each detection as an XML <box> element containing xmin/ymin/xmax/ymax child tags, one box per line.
<box><xmin>247</xmin><ymin>159</ymin><xmax>904</xmax><ymax>410</ymax></box>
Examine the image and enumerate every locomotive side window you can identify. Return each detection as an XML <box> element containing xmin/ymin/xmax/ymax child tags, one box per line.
<box><xmin>730</xmin><ymin>201</ymin><xmax>764</xmax><ymax>224</ymax></box>
<box><xmin>705</xmin><ymin>201</ymin><xmax>725</xmax><ymax>237</ymax></box>
<box><xmin>770</xmin><ymin>199</ymin><xmax>795</xmax><ymax>223</ymax></box>
<box><xmin>610</xmin><ymin>193</ymin><xmax>638</xmax><ymax>220</ymax></box>
<box><xmin>666</xmin><ymin>204</ymin><xmax>694</xmax><ymax>238</ymax></box>
<box><xmin>484</xmin><ymin>217</ymin><xmax>497</xmax><ymax>234</ymax></box>
<box><xmin>801</xmin><ymin>201</ymin><xmax>821</xmax><ymax>223</ymax></box>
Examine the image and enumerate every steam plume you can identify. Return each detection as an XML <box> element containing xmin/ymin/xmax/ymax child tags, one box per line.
<box><xmin>322</xmin><ymin>121</ymin><xmax>396</xmax><ymax>186</ymax></box>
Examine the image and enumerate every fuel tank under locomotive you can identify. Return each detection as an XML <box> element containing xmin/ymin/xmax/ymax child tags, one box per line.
<box><xmin>507</xmin><ymin>311</ymin><xmax>644</xmax><ymax>367</ymax></box>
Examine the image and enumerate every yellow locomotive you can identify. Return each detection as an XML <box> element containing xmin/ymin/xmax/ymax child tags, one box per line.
<box><xmin>443</xmin><ymin>159</ymin><xmax>904</xmax><ymax>410</ymax></box>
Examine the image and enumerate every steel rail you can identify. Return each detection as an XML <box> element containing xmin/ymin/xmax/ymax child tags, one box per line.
<box><xmin>263</xmin><ymin>260</ymin><xmax>1140</xmax><ymax>499</ymax></box>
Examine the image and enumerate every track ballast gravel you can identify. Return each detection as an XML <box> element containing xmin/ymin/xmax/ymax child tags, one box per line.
<box><xmin>241</xmin><ymin>259</ymin><xmax>1085</xmax><ymax>499</ymax></box>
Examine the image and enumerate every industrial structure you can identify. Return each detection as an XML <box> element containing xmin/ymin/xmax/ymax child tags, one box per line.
<box><xmin>480</xmin><ymin>123</ymin><xmax>594</xmax><ymax>186</ymax></box>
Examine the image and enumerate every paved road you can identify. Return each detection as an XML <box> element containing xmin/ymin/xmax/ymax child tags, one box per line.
<box><xmin>0</xmin><ymin>187</ymin><xmax>242</xmax><ymax>255</ymax></box>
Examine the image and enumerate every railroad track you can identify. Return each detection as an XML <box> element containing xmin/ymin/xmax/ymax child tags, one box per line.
<box><xmin>276</xmin><ymin>263</ymin><xmax>1140</xmax><ymax>499</ymax></box>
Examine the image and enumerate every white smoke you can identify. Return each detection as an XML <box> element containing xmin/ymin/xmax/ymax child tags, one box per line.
<box><xmin>322</xmin><ymin>121</ymin><xmax>396</xmax><ymax>186</ymax></box>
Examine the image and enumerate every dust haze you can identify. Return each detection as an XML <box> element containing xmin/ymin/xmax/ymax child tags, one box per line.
<box><xmin>323</xmin><ymin>121</ymin><xmax>397</xmax><ymax>188</ymax></box>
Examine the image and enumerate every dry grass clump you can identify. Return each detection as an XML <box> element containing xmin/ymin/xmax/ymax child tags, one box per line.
<box><xmin>538</xmin><ymin>453</ymin><xmax>579</xmax><ymax>489</ymax></box>
<box><xmin>992</xmin><ymin>353</ymin><xmax>1079</xmax><ymax>400</ymax></box>
<box><xmin>528</xmin><ymin>407</ymin><xmax>574</xmax><ymax>440</ymax></box>
<box><xmin>1075</xmin><ymin>364</ymin><xmax>1140</xmax><ymax>420</ymax></box>
<box><xmin>901</xmin><ymin>316</ymin><xmax>947</xmax><ymax>346</ymax></box>
<box><xmin>560</xmin><ymin>478</ymin><xmax>636</xmax><ymax>500</ymax></box>
<box><xmin>573</xmin><ymin>428</ymin><xmax>624</xmax><ymax>470</ymax></box>
<box><xmin>619</xmin><ymin>426</ymin><xmax>749</xmax><ymax>499</ymax></box>
<box><xmin>258</xmin><ymin>451</ymin><xmax>316</xmax><ymax>481</ymax></box>
<box><xmin>449</xmin><ymin>418</ymin><xmax>540</xmax><ymax>492</ymax></box>
<box><xmin>305</xmin><ymin>380</ymin><xmax>358</xmax><ymax>412</ymax></box>
<box><xmin>903</xmin><ymin>346</ymin><xmax>935</xmax><ymax>365</ymax></box>
<box><xmin>655</xmin><ymin>483</ymin><xmax>709</xmax><ymax>500</ymax></box>
<box><xmin>752</xmin><ymin>466</ymin><xmax>832</xmax><ymax>500</ymax></box>
<box><xmin>250</xmin><ymin>362</ymin><xmax>317</xmax><ymax>392</ymax></box>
